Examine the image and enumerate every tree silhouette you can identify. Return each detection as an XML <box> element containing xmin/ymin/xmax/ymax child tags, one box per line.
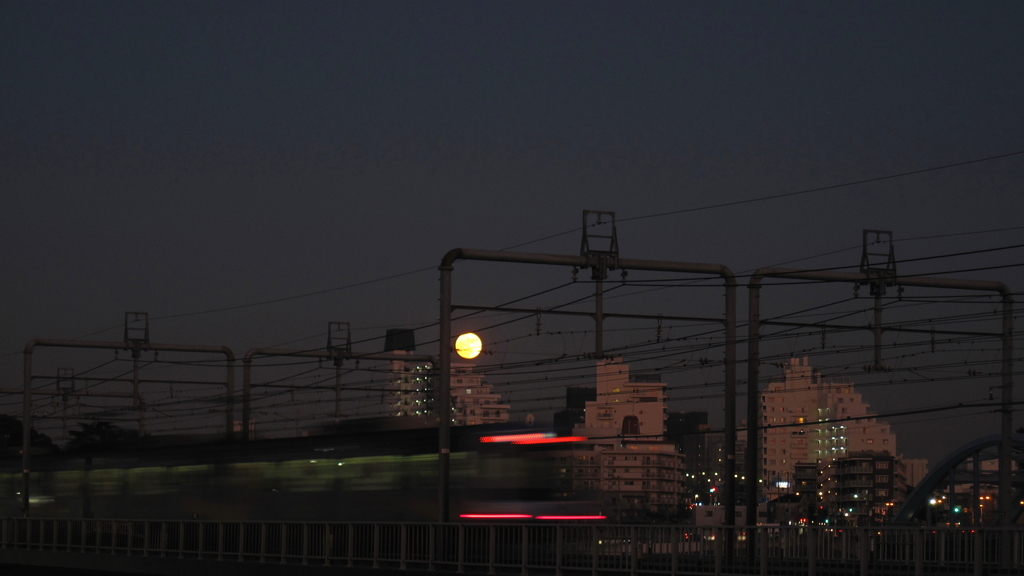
<box><xmin>0</xmin><ymin>415</ymin><xmax>54</xmax><ymax>454</ymax></box>
<box><xmin>65</xmin><ymin>421</ymin><xmax>139</xmax><ymax>451</ymax></box>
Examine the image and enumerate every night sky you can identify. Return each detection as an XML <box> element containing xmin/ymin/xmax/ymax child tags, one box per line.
<box><xmin>2</xmin><ymin>1</ymin><xmax>1023</xmax><ymax>465</ymax></box>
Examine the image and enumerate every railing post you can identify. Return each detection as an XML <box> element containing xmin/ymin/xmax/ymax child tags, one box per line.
<box><xmin>592</xmin><ymin>525</ymin><xmax>599</xmax><ymax>576</ymax></box>
<box><xmin>629</xmin><ymin>526</ymin><xmax>636</xmax><ymax>576</ymax></box>
<box><xmin>487</xmin><ymin>525</ymin><xmax>495</xmax><ymax>575</ymax></box>
<box><xmin>973</xmin><ymin>529</ymin><xmax>983</xmax><ymax>576</ymax></box>
<box><xmin>177</xmin><ymin>521</ymin><xmax>183</xmax><ymax>559</ymax></box>
<box><xmin>280</xmin><ymin>522</ymin><xmax>286</xmax><ymax>564</ymax></box>
<box><xmin>760</xmin><ymin>527</ymin><xmax>768</xmax><ymax>576</ymax></box>
<box><xmin>143</xmin><ymin>521</ymin><xmax>150</xmax><ymax>557</ymax></box>
<box><xmin>859</xmin><ymin>528</ymin><xmax>869</xmax><ymax>576</ymax></box>
<box><xmin>347</xmin><ymin>523</ymin><xmax>354</xmax><ymax>568</ymax></box>
<box><xmin>714</xmin><ymin>527</ymin><xmax>723</xmax><ymax>576</ymax></box>
<box><xmin>457</xmin><ymin>524</ymin><xmax>465</xmax><ymax>574</ymax></box>
<box><xmin>521</xmin><ymin>525</ymin><xmax>529</xmax><ymax>576</ymax></box>
<box><xmin>325</xmin><ymin>523</ymin><xmax>332</xmax><ymax>567</ymax></box>
<box><xmin>914</xmin><ymin>529</ymin><xmax>923</xmax><ymax>576</ymax></box>
<box><xmin>807</xmin><ymin>527</ymin><xmax>816</xmax><ymax>576</ymax></box>
<box><xmin>302</xmin><ymin>523</ymin><xmax>309</xmax><ymax>566</ymax></box>
<box><xmin>373</xmin><ymin>523</ymin><xmax>381</xmax><ymax>569</ymax></box>
<box><xmin>557</xmin><ymin>525</ymin><xmax>565</xmax><ymax>576</ymax></box>
<box><xmin>428</xmin><ymin>524</ymin><xmax>436</xmax><ymax>572</ymax></box>
<box><xmin>670</xmin><ymin>526</ymin><xmax>679</xmax><ymax>576</ymax></box>
<box><xmin>157</xmin><ymin>522</ymin><xmax>165</xmax><ymax>558</ymax></box>
<box><xmin>217</xmin><ymin>522</ymin><xmax>224</xmax><ymax>561</ymax></box>
<box><xmin>403</xmin><ymin>524</ymin><xmax>410</xmax><ymax>570</ymax></box>
<box><xmin>259</xmin><ymin>522</ymin><xmax>266</xmax><ymax>563</ymax></box>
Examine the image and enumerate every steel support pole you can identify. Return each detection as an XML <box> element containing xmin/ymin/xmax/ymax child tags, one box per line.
<box><xmin>873</xmin><ymin>289</ymin><xmax>883</xmax><ymax>371</ymax></box>
<box><xmin>439</xmin><ymin>264</ymin><xmax>453</xmax><ymax>523</ymax></box>
<box><xmin>723</xmin><ymin>281</ymin><xmax>737</xmax><ymax>530</ymax></box>
<box><xmin>242</xmin><ymin>358</ymin><xmax>252</xmax><ymax>440</ymax></box>
<box><xmin>745</xmin><ymin>283</ymin><xmax>761</xmax><ymax>557</ymax></box>
<box><xmin>999</xmin><ymin>295</ymin><xmax>1013</xmax><ymax>567</ymax></box>
<box><xmin>334</xmin><ymin>362</ymin><xmax>342</xmax><ymax>418</ymax></box>
<box><xmin>973</xmin><ymin>451</ymin><xmax>981</xmax><ymax>526</ymax></box>
<box><xmin>22</xmin><ymin>350</ymin><xmax>32</xmax><ymax>518</ymax></box>
<box><xmin>594</xmin><ymin>278</ymin><xmax>604</xmax><ymax>358</ymax></box>
<box><xmin>132</xmin><ymin>347</ymin><xmax>144</xmax><ymax>436</ymax></box>
<box><xmin>998</xmin><ymin>294</ymin><xmax>1014</xmax><ymax>529</ymax></box>
<box><xmin>61</xmin><ymin>397</ymin><xmax>68</xmax><ymax>439</ymax></box>
<box><xmin>225</xmin><ymin>356</ymin><xmax>234</xmax><ymax>440</ymax></box>
<box><xmin>949</xmin><ymin>467</ymin><xmax>957</xmax><ymax>525</ymax></box>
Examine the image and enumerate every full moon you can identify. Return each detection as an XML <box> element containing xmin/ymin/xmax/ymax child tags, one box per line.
<box><xmin>455</xmin><ymin>332</ymin><xmax>483</xmax><ymax>359</ymax></box>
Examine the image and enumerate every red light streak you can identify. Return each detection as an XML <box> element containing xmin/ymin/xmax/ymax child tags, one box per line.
<box><xmin>536</xmin><ymin>515</ymin><xmax>607</xmax><ymax>520</ymax></box>
<box><xmin>511</xmin><ymin>436</ymin><xmax>588</xmax><ymax>445</ymax></box>
<box><xmin>480</xmin><ymin>433</ymin><xmax>551</xmax><ymax>443</ymax></box>
<box><xmin>459</xmin><ymin>514</ymin><xmax>533</xmax><ymax>519</ymax></box>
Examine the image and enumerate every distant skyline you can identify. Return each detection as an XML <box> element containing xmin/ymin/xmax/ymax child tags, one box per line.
<box><xmin>2</xmin><ymin>1</ymin><xmax>1023</xmax><ymax>465</ymax></box>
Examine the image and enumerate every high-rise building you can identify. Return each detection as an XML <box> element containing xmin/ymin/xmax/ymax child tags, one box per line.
<box><xmin>449</xmin><ymin>363</ymin><xmax>509</xmax><ymax>426</ymax></box>
<box><xmin>553</xmin><ymin>386</ymin><xmax>596</xmax><ymax>436</ymax></box>
<box><xmin>761</xmin><ymin>357</ymin><xmax>897</xmax><ymax>489</ymax></box>
<box><xmin>382</xmin><ymin>326</ymin><xmax>509</xmax><ymax>425</ymax></box>
<box><xmin>820</xmin><ymin>451</ymin><xmax>907</xmax><ymax>523</ymax></box>
<box><xmin>666</xmin><ymin>411</ymin><xmax>708</xmax><ymax>472</ymax></box>
<box><xmin>575</xmin><ymin>357</ymin><xmax>667</xmax><ymax>439</ymax></box>
<box><xmin>388</xmin><ymin>350</ymin><xmax>434</xmax><ymax>417</ymax></box>
<box><xmin>901</xmin><ymin>458</ymin><xmax>929</xmax><ymax>489</ymax></box>
<box><xmin>556</xmin><ymin>358</ymin><xmax>686</xmax><ymax>521</ymax></box>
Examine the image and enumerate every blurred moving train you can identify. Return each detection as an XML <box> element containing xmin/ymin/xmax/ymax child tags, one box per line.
<box><xmin>0</xmin><ymin>418</ymin><xmax>601</xmax><ymax>521</ymax></box>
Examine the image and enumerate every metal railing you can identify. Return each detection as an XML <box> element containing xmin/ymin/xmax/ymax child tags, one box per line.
<box><xmin>2</xmin><ymin>519</ymin><xmax>1023</xmax><ymax>575</ymax></box>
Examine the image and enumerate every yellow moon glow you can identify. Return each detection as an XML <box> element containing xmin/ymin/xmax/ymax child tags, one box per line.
<box><xmin>455</xmin><ymin>332</ymin><xmax>483</xmax><ymax>359</ymax></box>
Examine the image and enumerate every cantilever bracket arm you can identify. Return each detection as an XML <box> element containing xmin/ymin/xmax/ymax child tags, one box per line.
<box><xmin>21</xmin><ymin>338</ymin><xmax>235</xmax><ymax>519</ymax></box>
<box><xmin>745</xmin><ymin>265</ymin><xmax>1012</xmax><ymax>528</ymax></box>
<box><xmin>438</xmin><ymin>246</ymin><xmax>737</xmax><ymax>525</ymax></box>
<box><xmin>239</xmin><ymin>347</ymin><xmax>436</xmax><ymax>441</ymax></box>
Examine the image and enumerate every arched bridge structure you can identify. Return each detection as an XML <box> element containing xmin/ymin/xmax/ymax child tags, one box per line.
<box><xmin>893</xmin><ymin>434</ymin><xmax>1024</xmax><ymax>525</ymax></box>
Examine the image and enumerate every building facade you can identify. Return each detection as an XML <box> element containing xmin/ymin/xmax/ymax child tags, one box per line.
<box><xmin>557</xmin><ymin>358</ymin><xmax>687</xmax><ymax>521</ymax></box>
<box><xmin>388</xmin><ymin>355</ymin><xmax>509</xmax><ymax>426</ymax></box>
<box><xmin>575</xmin><ymin>357</ymin><xmax>667</xmax><ymax>439</ymax></box>
<box><xmin>389</xmin><ymin>350</ymin><xmax>434</xmax><ymax>417</ymax></box>
<box><xmin>449</xmin><ymin>363</ymin><xmax>509</xmax><ymax>426</ymax></box>
<box><xmin>821</xmin><ymin>451</ymin><xmax>907</xmax><ymax>524</ymax></box>
<box><xmin>761</xmin><ymin>357</ymin><xmax>897</xmax><ymax>489</ymax></box>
